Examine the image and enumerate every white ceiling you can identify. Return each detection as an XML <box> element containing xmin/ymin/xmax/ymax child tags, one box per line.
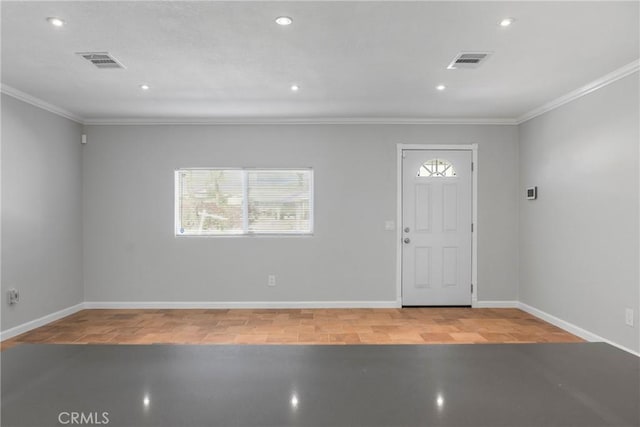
<box><xmin>1</xmin><ymin>1</ymin><xmax>638</xmax><ymax>122</ymax></box>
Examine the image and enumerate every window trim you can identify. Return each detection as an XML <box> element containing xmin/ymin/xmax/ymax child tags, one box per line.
<box><xmin>174</xmin><ymin>167</ymin><xmax>314</xmax><ymax>237</ymax></box>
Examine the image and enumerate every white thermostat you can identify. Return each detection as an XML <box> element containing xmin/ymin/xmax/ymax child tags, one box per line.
<box><xmin>527</xmin><ymin>186</ymin><xmax>537</xmax><ymax>200</ymax></box>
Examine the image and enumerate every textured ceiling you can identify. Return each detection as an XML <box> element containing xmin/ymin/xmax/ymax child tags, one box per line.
<box><xmin>1</xmin><ymin>1</ymin><xmax>638</xmax><ymax>121</ymax></box>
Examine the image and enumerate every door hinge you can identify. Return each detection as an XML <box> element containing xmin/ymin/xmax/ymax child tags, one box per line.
<box><xmin>471</xmin><ymin>162</ymin><xmax>474</xmax><ymax>171</ymax></box>
<box><xmin>471</xmin><ymin>223</ymin><xmax>474</xmax><ymax>232</ymax></box>
<box><xmin>471</xmin><ymin>284</ymin><xmax>474</xmax><ymax>294</ymax></box>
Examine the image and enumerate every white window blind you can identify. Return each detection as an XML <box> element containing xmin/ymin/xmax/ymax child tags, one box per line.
<box><xmin>176</xmin><ymin>168</ymin><xmax>313</xmax><ymax>236</ymax></box>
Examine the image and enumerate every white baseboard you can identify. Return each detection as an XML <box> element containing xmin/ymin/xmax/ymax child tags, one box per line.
<box><xmin>518</xmin><ymin>302</ymin><xmax>639</xmax><ymax>357</ymax></box>
<box><xmin>474</xmin><ymin>300</ymin><xmax>519</xmax><ymax>308</ymax></box>
<box><xmin>0</xmin><ymin>302</ymin><xmax>85</xmax><ymax>341</ymax></box>
<box><xmin>83</xmin><ymin>300</ymin><xmax>400</xmax><ymax>309</ymax></box>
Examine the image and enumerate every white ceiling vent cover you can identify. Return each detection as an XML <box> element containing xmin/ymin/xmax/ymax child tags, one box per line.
<box><xmin>76</xmin><ymin>52</ymin><xmax>125</xmax><ymax>69</ymax></box>
<box><xmin>447</xmin><ymin>52</ymin><xmax>492</xmax><ymax>70</ymax></box>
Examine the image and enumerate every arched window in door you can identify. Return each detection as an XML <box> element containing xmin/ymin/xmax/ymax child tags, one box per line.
<box><xmin>417</xmin><ymin>159</ymin><xmax>457</xmax><ymax>177</ymax></box>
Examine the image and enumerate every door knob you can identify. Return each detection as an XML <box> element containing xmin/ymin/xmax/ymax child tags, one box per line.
<box><xmin>403</xmin><ymin>238</ymin><xmax>410</xmax><ymax>244</ymax></box>
<box><xmin>404</xmin><ymin>227</ymin><xmax>410</xmax><ymax>233</ymax></box>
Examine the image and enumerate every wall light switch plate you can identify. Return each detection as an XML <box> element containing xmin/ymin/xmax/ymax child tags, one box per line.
<box><xmin>7</xmin><ymin>289</ymin><xmax>19</xmax><ymax>305</ymax></box>
<box><xmin>625</xmin><ymin>308</ymin><xmax>634</xmax><ymax>327</ymax></box>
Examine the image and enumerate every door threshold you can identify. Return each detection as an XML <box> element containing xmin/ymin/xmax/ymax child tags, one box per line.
<box><xmin>401</xmin><ymin>305</ymin><xmax>472</xmax><ymax>308</ymax></box>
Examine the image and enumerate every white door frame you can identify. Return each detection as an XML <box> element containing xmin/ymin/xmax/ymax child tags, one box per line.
<box><xmin>396</xmin><ymin>144</ymin><xmax>479</xmax><ymax>307</ymax></box>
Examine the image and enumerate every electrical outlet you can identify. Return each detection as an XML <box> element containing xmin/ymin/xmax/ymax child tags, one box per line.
<box><xmin>7</xmin><ymin>289</ymin><xmax>19</xmax><ymax>305</ymax></box>
<box><xmin>267</xmin><ymin>275</ymin><xmax>276</xmax><ymax>287</ymax></box>
<box><xmin>384</xmin><ymin>220</ymin><xmax>395</xmax><ymax>231</ymax></box>
<box><xmin>625</xmin><ymin>308</ymin><xmax>634</xmax><ymax>327</ymax></box>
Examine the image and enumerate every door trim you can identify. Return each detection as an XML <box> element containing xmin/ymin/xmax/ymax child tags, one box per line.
<box><xmin>396</xmin><ymin>144</ymin><xmax>478</xmax><ymax>307</ymax></box>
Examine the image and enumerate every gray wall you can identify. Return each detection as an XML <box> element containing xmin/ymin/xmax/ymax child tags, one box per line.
<box><xmin>519</xmin><ymin>73</ymin><xmax>639</xmax><ymax>353</ymax></box>
<box><xmin>83</xmin><ymin>124</ymin><xmax>519</xmax><ymax>303</ymax></box>
<box><xmin>1</xmin><ymin>94</ymin><xmax>84</xmax><ymax>331</ymax></box>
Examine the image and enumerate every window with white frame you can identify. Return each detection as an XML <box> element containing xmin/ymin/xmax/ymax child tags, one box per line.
<box><xmin>417</xmin><ymin>159</ymin><xmax>457</xmax><ymax>177</ymax></box>
<box><xmin>175</xmin><ymin>168</ymin><xmax>313</xmax><ymax>235</ymax></box>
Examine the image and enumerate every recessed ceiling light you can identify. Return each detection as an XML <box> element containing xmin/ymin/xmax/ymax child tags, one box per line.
<box><xmin>139</xmin><ymin>84</ymin><xmax>150</xmax><ymax>91</ymax></box>
<box><xmin>275</xmin><ymin>16</ymin><xmax>293</xmax><ymax>26</ymax></box>
<box><xmin>290</xmin><ymin>84</ymin><xmax>300</xmax><ymax>92</ymax></box>
<box><xmin>436</xmin><ymin>84</ymin><xmax>446</xmax><ymax>91</ymax></box>
<box><xmin>46</xmin><ymin>17</ymin><xmax>65</xmax><ymax>27</ymax></box>
<box><xmin>499</xmin><ymin>17</ymin><xmax>515</xmax><ymax>27</ymax></box>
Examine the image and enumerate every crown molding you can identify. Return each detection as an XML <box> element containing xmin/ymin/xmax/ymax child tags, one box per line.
<box><xmin>0</xmin><ymin>85</ymin><xmax>516</xmax><ymax>125</ymax></box>
<box><xmin>1</xmin><ymin>84</ymin><xmax>84</xmax><ymax>124</ymax></box>
<box><xmin>516</xmin><ymin>59</ymin><xmax>639</xmax><ymax>124</ymax></box>
<box><xmin>82</xmin><ymin>116</ymin><xmax>517</xmax><ymax>126</ymax></box>
<box><xmin>3</xmin><ymin>60</ymin><xmax>637</xmax><ymax>127</ymax></box>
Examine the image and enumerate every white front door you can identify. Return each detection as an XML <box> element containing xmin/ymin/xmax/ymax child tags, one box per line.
<box><xmin>401</xmin><ymin>149</ymin><xmax>472</xmax><ymax>306</ymax></box>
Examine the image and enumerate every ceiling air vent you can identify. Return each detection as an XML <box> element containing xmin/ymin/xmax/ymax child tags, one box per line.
<box><xmin>76</xmin><ymin>52</ymin><xmax>125</xmax><ymax>69</ymax></box>
<box><xmin>447</xmin><ymin>52</ymin><xmax>491</xmax><ymax>70</ymax></box>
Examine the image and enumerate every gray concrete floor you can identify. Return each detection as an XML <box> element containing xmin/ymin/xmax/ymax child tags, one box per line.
<box><xmin>1</xmin><ymin>343</ymin><xmax>638</xmax><ymax>426</ymax></box>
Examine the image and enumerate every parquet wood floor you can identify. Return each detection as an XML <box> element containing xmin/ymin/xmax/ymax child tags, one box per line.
<box><xmin>1</xmin><ymin>308</ymin><xmax>582</xmax><ymax>350</ymax></box>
